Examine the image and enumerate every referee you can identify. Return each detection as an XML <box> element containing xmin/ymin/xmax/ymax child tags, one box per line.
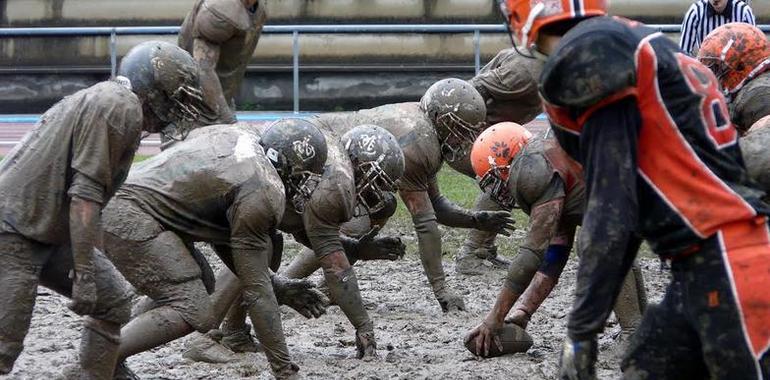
<box><xmin>680</xmin><ymin>0</ymin><xmax>755</xmax><ymax>55</ymax></box>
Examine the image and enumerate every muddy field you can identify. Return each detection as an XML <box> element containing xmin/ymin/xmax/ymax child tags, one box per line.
<box><xmin>6</xmin><ymin>216</ymin><xmax>670</xmax><ymax>380</ymax></box>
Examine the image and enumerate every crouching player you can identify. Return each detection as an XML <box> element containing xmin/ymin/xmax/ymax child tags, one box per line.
<box><xmin>464</xmin><ymin>122</ymin><xmax>646</xmax><ymax>358</ymax></box>
<box><xmin>103</xmin><ymin>120</ymin><xmax>329</xmax><ymax>379</ymax></box>
<box><xmin>0</xmin><ymin>41</ymin><xmax>210</xmax><ymax>379</ymax></box>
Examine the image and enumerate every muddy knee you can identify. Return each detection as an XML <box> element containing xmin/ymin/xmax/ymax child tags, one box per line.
<box><xmin>505</xmin><ymin>249</ymin><xmax>542</xmax><ymax>294</ymax></box>
<box><xmin>167</xmin><ymin>280</ymin><xmax>216</xmax><ymax>332</ymax></box>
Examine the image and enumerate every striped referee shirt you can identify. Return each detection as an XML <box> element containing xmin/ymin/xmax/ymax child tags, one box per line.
<box><xmin>679</xmin><ymin>0</ymin><xmax>756</xmax><ymax>55</ymax></box>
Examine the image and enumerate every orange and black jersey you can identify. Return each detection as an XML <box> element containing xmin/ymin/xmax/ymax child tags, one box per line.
<box><xmin>543</xmin><ymin>16</ymin><xmax>768</xmax><ymax>254</ymax></box>
<box><xmin>540</xmin><ymin>16</ymin><xmax>769</xmax><ymax>339</ymax></box>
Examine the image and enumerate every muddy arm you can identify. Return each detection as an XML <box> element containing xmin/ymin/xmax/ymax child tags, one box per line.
<box><xmin>567</xmin><ymin>99</ymin><xmax>641</xmax><ymax>341</ymax></box>
<box><xmin>230</xmin><ymin>240</ymin><xmax>295</xmax><ymax>375</ymax></box>
<box><xmin>192</xmin><ymin>38</ymin><xmax>236</xmax><ymax>123</ymax></box>
<box><xmin>400</xmin><ymin>189</ymin><xmax>465</xmax><ymax>311</ymax></box>
<box><xmin>427</xmin><ymin>179</ymin><xmax>514</xmax><ymax>235</ymax></box>
<box><xmin>68</xmin><ymin>195</ymin><xmax>101</xmax><ymax>315</ymax></box>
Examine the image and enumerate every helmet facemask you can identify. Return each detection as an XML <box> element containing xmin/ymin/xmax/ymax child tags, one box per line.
<box><xmin>286</xmin><ymin>169</ymin><xmax>323</xmax><ymax>213</ymax></box>
<box><xmin>265</xmin><ymin>146</ymin><xmax>323</xmax><ymax>213</ymax></box>
<box><xmin>436</xmin><ymin>111</ymin><xmax>482</xmax><ymax>163</ymax></box>
<box><xmin>353</xmin><ymin>155</ymin><xmax>399</xmax><ymax>217</ymax></box>
<box><xmin>148</xmin><ymin>55</ymin><xmax>214</xmax><ymax>141</ymax></box>
<box><xmin>478</xmin><ymin>157</ymin><xmax>514</xmax><ymax>208</ymax></box>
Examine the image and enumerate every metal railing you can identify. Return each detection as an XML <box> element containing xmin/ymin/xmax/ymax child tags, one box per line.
<box><xmin>1</xmin><ymin>24</ymin><xmax>769</xmax><ymax>113</ymax></box>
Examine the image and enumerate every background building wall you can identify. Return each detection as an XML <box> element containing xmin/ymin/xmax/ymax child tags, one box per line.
<box><xmin>0</xmin><ymin>0</ymin><xmax>765</xmax><ymax>113</ymax></box>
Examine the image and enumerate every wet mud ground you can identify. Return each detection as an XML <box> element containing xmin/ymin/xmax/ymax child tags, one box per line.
<box><xmin>7</xmin><ymin>217</ymin><xmax>670</xmax><ymax>380</ymax></box>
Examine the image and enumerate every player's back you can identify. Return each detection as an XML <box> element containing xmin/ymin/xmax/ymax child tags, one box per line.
<box><xmin>117</xmin><ymin>124</ymin><xmax>283</xmax><ymax>243</ymax></box>
<box><xmin>542</xmin><ymin>16</ymin><xmax>769</xmax><ymax>255</ymax></box>
<box><xmin>315</xmin><ymin>103</ymin><xmax>443</xmax><ymax>192</ymax></box>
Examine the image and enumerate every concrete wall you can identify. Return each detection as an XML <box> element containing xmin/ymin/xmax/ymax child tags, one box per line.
<box><xmin>0</xmin><ymin>0</ymin><xmax>766</xmax><ymax>113</ymax></box>
<box><xmin>3</xmin><ymin>0</ymin><xmax>769</xmax><ymax>27</ymax></box>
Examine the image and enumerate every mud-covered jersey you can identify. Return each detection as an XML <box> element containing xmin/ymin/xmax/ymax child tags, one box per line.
<box><xmin>241</xmin><ymin>122</ymin><xmax>357</xmax><ymax>258</ymax></box>
<box><xmin>730</xmin><ymin>71</ymin><xmax>770</xmax><ymax>134</ymax></box>
<box><xmin>179</xmin><ymin>0</ymin><xmax>266</xmax><ymax>108</ymax></box>
<box><xmin>470</xmin><ymin>48</ymin><xmax>544</xmax><ymax>125</ymax></box>
<box><xmin>542</xmin><ymin>16</ymin><xmax>768</xmax><ymax>256</ymax></box>
<box><xmin>0</xmin><ymin>81</ymin><xmax>142</xmax><ymax>246</ymax></box>
<box><xmin>508</xmin><ymin>135</ymin><xmax>585</xmax><ymax>226</ymax></box>
<box><xmin>114</xmin><ymin>125</ymin><xmax>284</xmax><ymax>250</ymax></box>
<box><xmin>314</xmin><ymin>103</ymin><xmax>444</xmax><ymax>193</ymax></box>
<box><xmin>740</xmin><ymin>119</ymin><xmax>770</xmax><ymax>202</ymax></box>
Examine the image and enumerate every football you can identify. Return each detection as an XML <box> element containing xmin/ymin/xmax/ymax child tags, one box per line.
<box><xmin>464</xmin><ymin>323</ymin><xmax>534</xmax><ymax>358</ymax></box>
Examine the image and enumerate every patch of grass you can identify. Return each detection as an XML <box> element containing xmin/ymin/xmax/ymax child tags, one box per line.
<box><xmin>386</xmin><ymin>166</ymin><xmax>654</xmax><ymax>259</ymax></box>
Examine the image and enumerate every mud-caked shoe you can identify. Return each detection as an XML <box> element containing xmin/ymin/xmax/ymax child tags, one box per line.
<box><xmin>182</xmin><ymin>333</ymin><xmax>238</xmax><ymax>364</ymax></box>
<box><xmin>113</xmin><ymin>361</ymin><xmax>141</xmax><ymax>380</ymax></box>
<box><xmin>274</xmin><ymin>362</ymin><xmax>301</xmax><ymax>380</ymax></box>
<box><xmin>456</xmin><ymin>252</ymin><xmax>510</xmax><ymax>276</ymax></box>
<box><xmin>602</xmin><ymin>327</ymin><xmax>636</xmax><ymax>365</ymax></box>
<box><xmin>484</xmin><ymin>253</ymin><xmax>511</xmax><ymax>269</ymax></box>
<box><xmin>355</xmin><ymin>329</ymin><xmax>377</xmax><ymax>359</ymax></box>
<box><xmin>221</xmin><ymin>325</ymin><xmax>261</xmax><ymax>353</ymax></box>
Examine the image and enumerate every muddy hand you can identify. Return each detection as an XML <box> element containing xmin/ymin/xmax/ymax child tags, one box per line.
<box><xmin>465</xmin><ymin>319</ymin><xmax>503</xmax><ymax>357</ymax></box>
<box><xmin>473</xmin><ymin>211</ymin><xmax>515</xmax><ymax>236</ymax></box>
<box><xmin>273</xmin><ymin>275</ymin><xmax>329</xmax><ymax>319</ymax></box>
<box><xmin>436</xmin><ymin>290</ymin><xmax>466</xmax><ymax>312</ymax></box>
<box><xmin>67</xmin><ymin>269</ymin><xmax>98</xmax><ymax>315</ymax></box>
<box><xmin>357</xmin><ymin>228</ymin><xmax>406</xmax><ymax>261</ymax></box>
<box><xmin>355</xmin><ymin>329</ymin><xmax>377</xmax><ymax>359</ymax></box>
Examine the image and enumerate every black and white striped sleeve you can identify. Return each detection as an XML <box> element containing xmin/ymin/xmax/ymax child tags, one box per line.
<box><xmin>740</xmin><ymin>2</ymin><xmax>756</xmax><ymax>25</ymax></box>
<box><xmin>680</xmin><ymin>3</ymin><xmax>701</xmax><ymax>55</ymax></box>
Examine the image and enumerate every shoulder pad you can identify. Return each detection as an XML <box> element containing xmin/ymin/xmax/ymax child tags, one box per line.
<box><xmin>199</xmin><ymin>0</ymin><xmax>250</xmax><ymax>41</ymax></box>
<box><xmin>93</xmin><ymin>82</ymin><xmax>142</xmax><ymax>131</ymax></box>
<box><xmin>740</xmin><ymin>121</ymin><xmax>770</xmax><ymax>194</ymax></box>
<box><xmin>310</xmin><ymin>128</ymin><xmax>356</xmax><ymax>223</ymax></box>
<box><xmin>732</xmin><ymin>73</ymin><xmax>770</xmax><ymax>133</ymax></box>
<box><xmin>540</xmin><ymin>16</ymin><xmax>638</xmax><ymax>110</ymax></box>
<box><xmin>509</xmin><ymin>141</ymin><xmax>558</xmax><ymax>208</ymax></box>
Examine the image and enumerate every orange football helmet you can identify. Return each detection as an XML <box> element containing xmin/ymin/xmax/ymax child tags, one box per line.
<box><xmin>471</xmin><ymin>122</ymin><xmax>533</xmax><ymax>207</ymax></box>
<box><xmin>505</xmin><ymin>0</ymin><xmax>607</xmax><ymax>49</ymax></box>
<box><xmin>698</xmin><ymin>23</ymin><xmax>770</xmax><ymax>97</ymax></box>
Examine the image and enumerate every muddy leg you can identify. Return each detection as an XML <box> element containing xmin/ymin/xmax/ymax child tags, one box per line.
<box><xmin>614</xmin><ymin>261</ymin><xmax>646</xmax><ymax>334</ymax></box>
<box><xmin>413</xmin><ymin>211</ymin><xmax>465</xmax><ymax>312</ymax></box>
<box><xmin>321</xmin><ymin>251</ymin><xmax>376</xmax><ymax>358</ymax></box>
<box><xmin>78</xmin><ymin>318</ymin><xmax>123</xmax><ymax>378</ymax></box>
<box><xmin>218</xmin><ymin>295</ymin><xmax>260</xmax><ymax>353</ymax></box>
<box><xmin>122</xmin><ymin>270</ymin><xmax>242</xmax><ymax>363</ymax></box>
<box><xmin>281</xmin><ymin>247</ymin><xmax>322</xmax><ymax>279</ymax></box>
<box><xmin>505</xmin><ymin>245</ymin><xmax>570</xmax><ymax>328</ymax></box>
<box><xmin>0</xmin><ymin>236</ymin><xmax>45</xmax><ymax>374</ymax></box>
<box><xmin>41</xmin><ymin>246</ymin><xmax>133</xmax><ymax>380</ymax></box>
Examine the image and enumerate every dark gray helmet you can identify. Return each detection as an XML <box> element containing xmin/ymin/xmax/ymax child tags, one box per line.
<box><xmin>420</xmin><ymin>78</ymin><xmax>487</xmax><ymax>163</ymax></box>
<box><xmin>260</xmin><ymin>118</ymin><xmax>328</xmax><ymax>212</ymax></box>
<box><xmin>118</xmin><ymin>41</ymin><xmax>211</xmax><ymax>138</ymax></box>
<box><xmin>341</xmin><ymin>124</ymin><xmax>405</xmax><ymax>217</ymax></box>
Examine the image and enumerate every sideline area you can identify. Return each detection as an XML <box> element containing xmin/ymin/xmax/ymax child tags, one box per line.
<box><xmin>0</xmin><ymin>112</ymin><xmax>549</xmax><ymax>155</ymax></box>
